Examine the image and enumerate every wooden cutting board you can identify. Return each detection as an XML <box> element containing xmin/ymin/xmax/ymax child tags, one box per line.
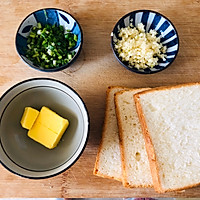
<box><xmin>0</xmin><ymin>0</ymin><xmax>200</xmax><ymax>198</ymax></box>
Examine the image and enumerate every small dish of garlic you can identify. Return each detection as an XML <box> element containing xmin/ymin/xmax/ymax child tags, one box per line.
<box><xmin>111</xmin><ymin>10</ymin><xmax>179</xmax><ymax>74</ymax></box>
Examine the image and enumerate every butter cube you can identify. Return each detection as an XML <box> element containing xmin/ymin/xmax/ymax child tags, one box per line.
<box><xmin>28</xmin><ymin>121</ymin><xmax>62</xmax><ymax>149</ymax></box>
<box><xmin>21</xmin><ymin>106</ymin><xmax>69</xmax><ymax>149</ymax></box>
<box><xmin>37</xmin><ymin>106</ymin><xmax>69</xmax><ymax>135</ymax></box>
<box><xmin>20</xmin><ymin>107</ymin><xmax>39</xmax><ymax>129</ymax></box>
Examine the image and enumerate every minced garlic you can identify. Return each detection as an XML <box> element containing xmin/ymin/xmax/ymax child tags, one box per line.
<box><xmin>114</xmin><ymin>23</ymin><xmax>167</xmax><ymax>69</ymax></box>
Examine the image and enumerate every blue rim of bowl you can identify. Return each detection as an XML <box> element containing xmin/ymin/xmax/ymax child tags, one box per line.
<box><xmin>0</xmin><ymin>78</ymin><xmax>90</xmax><ymax>179</ymax></box>
<box><xmin>111</xmin><ymin>9</ymin><xmax>179</xmax><ymax>74</ymax></box>
<box><xmin>15</xmin><ymin>8</ymin><xmax>83</xmax><ymax>72</ymax></box>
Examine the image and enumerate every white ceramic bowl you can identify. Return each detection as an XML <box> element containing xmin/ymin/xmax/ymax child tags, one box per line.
<box><xmin>0</xmin><ymin>78</ymin><xmax>89</xmax><ymax>179</ymax></box>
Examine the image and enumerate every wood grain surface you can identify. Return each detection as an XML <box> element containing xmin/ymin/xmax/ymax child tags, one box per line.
<box><xmin>0</xmin><ymin>0</ymin><xmax>200</xmax><ymax>198</ymax></box>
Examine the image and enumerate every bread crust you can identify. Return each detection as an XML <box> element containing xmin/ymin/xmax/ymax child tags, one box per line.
<box><xmin>93</xmin><ymin>86</ymin><xmax>127</xmax><ymax>182</ymax></box>
<box><xmin>115</xmin><ymin>88</ymin><xmax>153</xmax><ymax>188</ymax></box>
<box><xmin>134</xmin><ymin>82</ymin><xmax>200</xmax><ymax>193</ymax></box>
<box><xmin>135</xmin><ymin>82</ymin><xmax>200</xmax><ymax>96</ymax></box>
<box><xmin>134</xmin><ymin>92</ymin><xmax>161</xmax><ymax>192</ymax></box>
<box><xmin>114</xmin><ymin>90</ymin><xmax>127</xmax><ymax>185</ymax></box>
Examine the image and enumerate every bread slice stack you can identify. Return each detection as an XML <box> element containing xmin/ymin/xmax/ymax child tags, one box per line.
<box><xmin>94</xmin><ymin>83</ymin><xmax>200</xmax><ymax>193</ymax></box>
<box><xmin>94</xmin><ymin>86</ymin><xmax>153</xmax><ymax>188</ymax></box>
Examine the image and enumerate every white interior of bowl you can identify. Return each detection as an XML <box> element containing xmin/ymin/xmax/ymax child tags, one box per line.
<box><xmin>0</xmin><ymin>78</ymin><xmax>89</xmax><ymax>178</ymax></box>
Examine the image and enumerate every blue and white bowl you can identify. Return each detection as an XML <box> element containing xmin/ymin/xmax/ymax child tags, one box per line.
<box><xmin>111</xmin><ymin>10</ymin><xmax>179</xmax><ymax>74</ymax></box>
<box><xmin>16</xmin><ymin>8</ymin><xmax>83</xmax><ymax>72</ymax></box>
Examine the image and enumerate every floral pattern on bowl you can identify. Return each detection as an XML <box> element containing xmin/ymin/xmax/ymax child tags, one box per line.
<box><xmin>16</xmin><ymin>8</ymin><xmax>83</xmax><ymax>72</ymax></box>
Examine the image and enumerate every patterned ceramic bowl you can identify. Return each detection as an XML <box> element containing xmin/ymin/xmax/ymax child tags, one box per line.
<box><xmin>111</xmin><ymin>10</ymin><xmax>179</xmax><ymax>74</ymax></box>
<box><xmin>0</xmin><ymin>78</ymin><xmax>89</xmax><ymax>179</ymax></box>
<box><xmin>16</xmin><ymin>8</ymin><xmax>83</xmax><ymax>72</ymax></box>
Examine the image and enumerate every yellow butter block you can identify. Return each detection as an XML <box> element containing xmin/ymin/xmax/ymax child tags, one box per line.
<box><xmin>21</xmin><ymin>106</ymin><xmax>69</xmax><ymax>149</ymax></box>
<box><xmin>28</xmin><ymin>121</ymin><xmax>61</xmax><ymax>149</ymax></box>
<box><xmin>37</xmin><ymin>106</ymin><xmax>69</xmax><ymax>135</ymax></box>
<box><xmin>20</xmin><ymin>107</ymin><xmax>39</xmax><ymax>130</ymax></box>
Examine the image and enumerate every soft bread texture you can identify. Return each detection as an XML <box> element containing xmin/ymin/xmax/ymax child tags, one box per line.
<box><xmin>114</xmin><ymin>89</ymin><xmax>153</xmax><ymax>188</ymax></box>
<box><xmin>93</xmin><ymin>86</ymin><xmax>128</xmax><ymax>181</ymax></box>
<box><xmin>134</xmin><ymin>83</ymin><xmax>200</xmax><ymax>193</ymax></box>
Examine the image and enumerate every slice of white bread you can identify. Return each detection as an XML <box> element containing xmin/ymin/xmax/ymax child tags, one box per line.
<box><xmin>114</xmin><ymin>89</ymin><xmax>153</xmax><ymax>188</ymax></box>
<box><xmin>93</xmin><ymin>86</ymin><xmax>128</xmax><ymax>181</ymax></box>
<box><xmin>134</xmin><ymin>83</ymin><xmax>200</xmax><ymax>193</ymax></box>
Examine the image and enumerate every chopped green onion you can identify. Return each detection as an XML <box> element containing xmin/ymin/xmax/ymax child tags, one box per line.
<box><xmin>74</xmin><ymin>34</ymin><xmax>78</xmax><ymax>42</ymax></box>
<box><xmin>25</xmin><ymin>23</ymin><xmax>78</xmax><ymax>69</ymax></box>
<box><xmin>67</xmin><ymin>54</ymin><xmax>72</xmax><ymax>60</ymax></box>
<box><xmin>37</xmin><ymin>23</ymin><xmax>42</xmax><ymax>29</ymax></box>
